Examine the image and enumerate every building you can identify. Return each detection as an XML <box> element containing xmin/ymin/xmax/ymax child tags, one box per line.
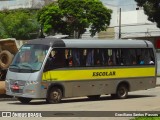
<box><xmin>0</xmin><ymin>0</ymin><xmax>58</xmax><ymax>10</ymax></box>
<box><xmin>92</xmin><ymin>0</ymin><xmax>160</xmax><ymax>48</ymax></box>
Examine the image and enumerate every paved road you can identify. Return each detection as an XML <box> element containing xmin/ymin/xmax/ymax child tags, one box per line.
<box><xmin>0</xmin><ymin>77</ymin><xmax>159</xmax><ymax>120</ymax></box>
<box><xmin>0</xmin><ymin>86</ymin><xmax>160</xmax><ymax>120</ymax></box>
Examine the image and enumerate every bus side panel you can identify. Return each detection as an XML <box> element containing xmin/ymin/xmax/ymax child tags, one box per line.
<box><xmin>42</xmin><ymin>66</ymin><xmax>156</xmax><ymax>98</ymax></box>
<box><xmin>62</xmin><ymin>77</ymin><xmax>156</xmax><ymax>98</ymax></box>
<box><xmin>128</xmin><ymin>77</ymin><xmax>156</xmax><ymax>91</ymax></box>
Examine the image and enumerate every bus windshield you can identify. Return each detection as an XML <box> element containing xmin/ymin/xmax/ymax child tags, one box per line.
<box><xmin>10</xmin><ymin>44</ymin><xmax>49</xmax><ymax>72</ymax></box>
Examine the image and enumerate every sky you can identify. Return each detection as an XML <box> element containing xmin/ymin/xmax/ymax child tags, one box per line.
<box><xmin>101</xmin><ymin>0</ymin><xmax>137</xmax><ymax>11</ymax></box>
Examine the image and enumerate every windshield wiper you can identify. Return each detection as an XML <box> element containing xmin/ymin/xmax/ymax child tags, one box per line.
<box><xmin>10</xmin><ymin>64</ymin><xmax>20</xmax><ymax>69</ymax></box>
<box><xmin>20</xmin><ymin>64</ymin><xmax>33</xmax><ymax>71</ymax></box>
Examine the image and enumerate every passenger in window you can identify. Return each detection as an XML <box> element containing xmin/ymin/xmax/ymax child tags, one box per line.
<box><xmin>68</xmin><ymin>56</ymin><xmax>73</xmax><ymax>66</ymax></box>
<box><xmin>139</xmin><ymin>56</ymin><xmax>144</xmax><ymax>64</ymax></box>
<box><xmin>20</xmin><ymin>51</ymin><xmax>31</xmax><ymax>62</ymax></box>
<box><xmin>65</xmin><ymin>49</ymin><xmax>73</xmax><ymax>67</ymax></box>
<box><xmin>86</xmin><ymin>49</ymin><xmax>94</xmax><ymax>66</ymax></box>
<box><xmin>132</xmin><ymin>60</ymin><xmax>137</xmax><ymax>65</ymax></box>
<box><xmin>48</xmin><ymin>53</ymin><xmax>55</xmax><ymax>62</ymax></box>
<box><xmin>108</xmin><ymin>59</ymin><xmax>114</xmax><ymax>66</ymax></box>
<box><xmin>53</xmin><ymin>50</ymin><xmax>65</xmax><ymax>67</ymax></box>
<box><xmin>44</xmin><ymin>53</ymin><xmax>54</xmax><ymax>71</ymax></box>
<box><xmin>132</xmin><ymin>57</ymin><xmax>137</xmax><ymax>65</ymax></box>
<box><xmin>94</xmin><ymin>49</ymin><xmax>103</xmax><ymax>66</ymax></box>
<box><xmin>96</xmin><ymin>60</ymin><xmax>101</xmax><ymax>65</ymax></box>
<box><xmin>65</xmin><ymin>49</ymin><xmax>70</xmax><ymax>67</ymax></box>
<box><xmin>72</xmin><ymin>49</ymin><xmax>80</xmax><ymax>66</ymax></box>
<box><xmin>81</xmin><ymin>49</ymin><xmax>87</xmax><ymax>66</ymax></box>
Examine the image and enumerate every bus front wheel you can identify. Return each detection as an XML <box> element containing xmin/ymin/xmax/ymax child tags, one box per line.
<box><xmin>46</xmin><ymin>87</ymin><xmax>62</xmax><ymax>104</ymax></box>
<box><xmin>17</xmin><ymin>97</ymin><xmax>32</xmax><ymax>104</ymax></box>
<box><xmin>111</xmin><ymin>84</ymin><xmax>128</xmax><ymax>99</ymax></box>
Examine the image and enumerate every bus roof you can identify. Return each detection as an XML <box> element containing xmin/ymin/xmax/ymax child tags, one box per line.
<box><xmin>26</xmin><ymin>38</ymin><xmax>154</xmax><ymax>48</ymax></box>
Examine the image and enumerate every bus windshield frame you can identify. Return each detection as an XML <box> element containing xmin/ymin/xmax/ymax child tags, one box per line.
<box><xmin>9</xmin><ymin>44</ymin><xmax>49</xmax><ymax>73</ymax></box>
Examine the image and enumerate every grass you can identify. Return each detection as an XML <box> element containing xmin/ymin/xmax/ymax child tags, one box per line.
<box><xmin>131</xmin><ymin>117</ymin><xmax>160</xmax><ymax>120</ymax></box>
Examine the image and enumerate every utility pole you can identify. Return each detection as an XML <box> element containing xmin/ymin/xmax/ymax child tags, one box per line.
<box><xmin>119</xmin><ymin>8</ymin><xmax>121</xmax><ymax>39</ymax></box>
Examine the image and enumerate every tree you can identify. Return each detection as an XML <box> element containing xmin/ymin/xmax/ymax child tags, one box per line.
<box><xmin>0</xmin><ymin>9</ymin><xmax>40</xmax><ymax>40</ymax></box>
<box><xmin>135</xmin><ymin>0</ymin><xmax>160</xmax><ymax>28</ymax></box>
<box><xmin>37</xmin><ymin>0</ymin><xmax>112</xmax><ymax>38</ymax></box>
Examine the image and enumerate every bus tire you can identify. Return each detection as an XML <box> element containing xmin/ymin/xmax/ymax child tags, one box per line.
<box><xmin>87</xmin><ymin>95</ymin><xmax>100</xmax><ymax>100</ymax></box>
<box><xmin>115</xmin><ymin>84</ymin><xmax>128</xmax><ymax>99</ymax></box>
<box><xmin>0</xmin><ymin>50</ymin><xmax>13</xmax><ymax>69</ymax></box>
<box><xmin>17</xmin><ymin>97</ymin><xmax>32</xmax><ymax>104</ymax></box>
<box><xmin>46</xmin><ymin>87</ymin><xmax>62</xmax><ymax>104</ymax></box>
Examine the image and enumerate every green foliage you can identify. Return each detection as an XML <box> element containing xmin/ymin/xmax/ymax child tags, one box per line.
<box><xmin>0</xmin><ymin>9</ymin><xmax>40</xmax><ymax>40</ymax></box>
<box><xmin>37</xmin><ymin>0</ymin><xmax>112</xmax><ymax>38</ymax></box>
<box><xmin>131</xmin><ymin>117</ymin><xmax>160</xmax><ymax>120</ymax></box>
<box><xmin>85</xmin><ymin>0</ymin><xmax>112</xmax><ymax>36</ymax></box>
<box><xmin>135</xmin><ymin>0</ymin><xmax>160</xmax><ymax>28</ymax></box>
<box><xmin>37</xmin><ymin>3</ymin><xmax>64</xmax><ymax>35</ymax></box>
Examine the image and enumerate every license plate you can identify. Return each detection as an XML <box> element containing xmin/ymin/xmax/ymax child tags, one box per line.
<box><xmin>11</xmin><ymin>85</ymin><xmax>20</xmax><ymax>90</ymax></box>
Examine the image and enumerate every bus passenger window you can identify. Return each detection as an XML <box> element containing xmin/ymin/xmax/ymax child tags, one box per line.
<box><xmin>72</xmin><ymin>49</ymin><xmax>81</xmax><ymax>66</ymax></box>
<box><xmin>94</xmin><ymin>49</ymin><xmax>105</xmax><ymax>66</ymax></box>
<box><xmin>65</xmin><ymin>49</ymin><xmax>69</xmax><ymax>67</ymax></box>
<box><xmin>81</xmin><ymin>49</ymin><xmax>87</xmax><ymax>66</ymax></box>
<box><xmin>44</xmin><ymin>49</ymin><xmax>65</xmax><ymax>71</ymax></box>
<box><xmin>86</xmin><ymin>49</ymin><xmax>94</xmax><ymax>66</ymax></box>
<box><xmin>143</xmin><ymin>49</ymin><xmax>155</xmax><ymax>65</ymax></box>
<box><xmin>94</xmin><ymin>49</ymin><xmax>100</xmax><ymax>66</ymax></box>
<box><xmin>65</xmin><ymin>49</ymin><xmax>73</xmax><ymax>67</ymax></box>
<box><xmin>54</xmin><ymin>49</ymin><xmax>65</xmax><ymax>67</ymax></box>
